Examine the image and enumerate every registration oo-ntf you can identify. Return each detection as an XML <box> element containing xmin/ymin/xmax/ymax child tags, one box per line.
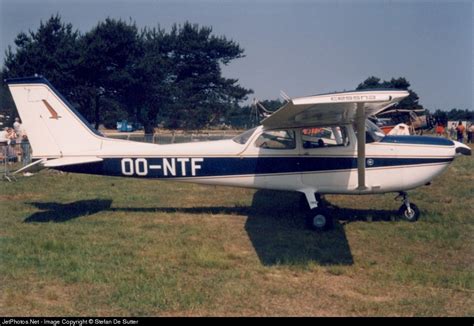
<box><xmin>6</xmin><ymin>76</ymin><xmax>471</xmax><ymax>231</ymax></box>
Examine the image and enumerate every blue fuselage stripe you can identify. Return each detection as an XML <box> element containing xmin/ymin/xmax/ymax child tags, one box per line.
<box><xmin>56</xmin><ymin>156</ymin><xmax>454</xmax><ymax>178</ymax></box>
<box><xmin>381</xmin><ymin>135</ymin><xmax>454</xmax><ymax>146</ymax></box>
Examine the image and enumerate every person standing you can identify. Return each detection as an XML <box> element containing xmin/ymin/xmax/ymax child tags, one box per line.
<box><xmin>0</xmin><ymin>127</ymin><xmax>8</xmax><ymax>163</ymax></box>
<box><xmin>456</xmin><ymin>121</ymin><xmax>465</xmax><ymax>143</ymax></box>
<box><xmin>435</xmin><ymin>123</ymin><xmax>445</xmax><ymax>137</ymax></box>
<box><xmin>467</xmin><ymin>123</ymin><xmax>474</xmax><ymax>144</ymax></box>
<box><xmin>0</xmin><ymin>127</ymin><xmax>8</xmax><ymax>142</ymax></box>
<box><xmin>449</xmin><ymin>123</ymin><xmax>456</xmax><ymax>139</ymax></box>
<box><xmin>21</xmin><ymin>134</ymin><xmax>30</xmax><ymax>164</ymax></box>
<box><xmin>13</xmin><ymin>117</ymin><xmax>22</xmax><ymax>140</ymax></box>
<box><xmin>6</xmin><ymin>127</ymin><xmax>17</xmax><ymax>162</ymax></box>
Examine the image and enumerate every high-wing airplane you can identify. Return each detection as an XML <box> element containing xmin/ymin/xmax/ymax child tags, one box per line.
<box><xmin>6</xmin><ymin>76</ymin><xmax>471</xmax><ymax>231</ymax></box>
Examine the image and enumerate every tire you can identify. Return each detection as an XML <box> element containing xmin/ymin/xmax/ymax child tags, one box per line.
<box><xmin>306</xmin><ymin>207</ymin><xmax>334</xmax><ymax>231</ymax></box>
<box><xmin>398</xmin><ymin>203</ymin><xmax>420</xmax><ymax>222</ymax></box>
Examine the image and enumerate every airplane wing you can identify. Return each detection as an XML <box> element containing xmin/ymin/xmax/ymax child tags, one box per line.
<box><xmin>261</xmin><ymin>89</ymin><xmax>409</xmax><ymax>192</ymax></box>
<box><xmin>262</xmin><ymin>90</ymin><xmax>409</xmax><ymax>129</ymax></box>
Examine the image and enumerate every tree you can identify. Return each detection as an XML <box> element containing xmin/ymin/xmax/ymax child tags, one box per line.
<box><xmin>357</xmin><ymin>76</ymin><xmax>423</xmax><ymax>111</ymax></box>
<box><xmin>356</xmin><ymin>76</ymin><xmax>382</xmax><ymax>89</ymax></box>
<box><xmin>3</xmin><ymin>17</ymin><xmax>252</xmax><ymax>131</ymax></box>
<box><xmin>128</xmin><ymin>26</ymin><xmax>174</xmax><ymax>134</ymax></box>
<box><xmin>165</xmin><ymin>22</ymin><xmax>253</xmax><ymax>129</ymax></box>
<box><xmin>79</xmin><ymin>18</ymin><xmax>141</xmax><ymax>129</ymax></box>
<box><xmin>3</xmin><ymin>14</ymin><xmax>81</xmax><ymax>109</ymax></box>
<box><xmin>0</xmin><ymin>71</ymin><xmax>16</xmax><ymax>127</ymax></box>
<box><xmin>433</xmin><ymin>109</ymin><xmax>448</xmax><ymax>126</ymax></box>
<box><xmin>445</xmin><ymin>108</ymin><xmax>473</xmax><ymax>121</ymax></box>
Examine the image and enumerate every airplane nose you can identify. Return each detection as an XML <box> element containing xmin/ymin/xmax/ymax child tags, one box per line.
<box><xmin>453</xmin><ymin>141</ymin><xmax>472</xmax><ymax>156</ymax></box>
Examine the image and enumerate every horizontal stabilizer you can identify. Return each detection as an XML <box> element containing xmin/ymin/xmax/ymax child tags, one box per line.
<box><xmin>12</xmin><ymin>159</ymin><xmax>46</xmax><ymax>175</ymax></box>
<box><xmin>43</xmin><ymin>157</ymin><xmax>103</xmax><ymax>168</ymax></box>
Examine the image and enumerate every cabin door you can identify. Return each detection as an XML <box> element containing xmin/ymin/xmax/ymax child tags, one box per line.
<box><xmin>298</xmin><ymin>125</ymin><xmax>357</xmax><ymax>193</ymax></box>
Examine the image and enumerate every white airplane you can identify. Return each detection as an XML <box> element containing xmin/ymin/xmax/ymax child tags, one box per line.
<box><xmin>6</xmin><ymin>76</ymin><xmax>471</xmax><ymax>231</ymax></box>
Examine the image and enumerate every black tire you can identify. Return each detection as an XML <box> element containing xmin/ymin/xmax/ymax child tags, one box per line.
<box><xmin>398</xmin><ymin>203</ymin><xmax>420</xmax><ymax>222</ymax></box>
<box><xmin>306</xmin><ymin>207</ymin><xmax>334</xmax><ymax>231</ymax></box>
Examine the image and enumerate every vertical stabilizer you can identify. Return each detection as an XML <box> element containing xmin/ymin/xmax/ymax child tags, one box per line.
<box><xmin>6</xmin><ymin>76</ymin><xmax>102</xmax><ymax>158</ymax></box>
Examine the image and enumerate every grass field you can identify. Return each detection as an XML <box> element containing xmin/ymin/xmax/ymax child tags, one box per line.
<box><xmin>0</xmin><ymin>147</ymin><xmax>473</xmax><ymax>316</ymax></box>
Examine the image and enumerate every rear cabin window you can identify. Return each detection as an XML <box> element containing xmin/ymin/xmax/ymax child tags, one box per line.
<box><xmin>301</xmin><ymin>126</ymin><xmax>349</xmax><ymax>148</ymax></box>
<box><xmin>254</xmin><ymin>130</ymin><xmax>296</xmax><ymax>150</ymax></box>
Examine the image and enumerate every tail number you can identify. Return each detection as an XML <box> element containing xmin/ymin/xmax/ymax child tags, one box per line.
<box><xmin>120</xmin><ymin>158</ymin><xmax>203</xmax><ymax>177</ymax></box>
<box><xmin>121</xmin><ymin>158</ymin><xmax>148</xmax><ymax>176</ymax></box>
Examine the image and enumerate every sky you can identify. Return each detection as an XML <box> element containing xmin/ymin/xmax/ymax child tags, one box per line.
<box><xmin>0</xmin><ymin>0</ymin><xmax>472</xmax><ymax>111</ymax></box>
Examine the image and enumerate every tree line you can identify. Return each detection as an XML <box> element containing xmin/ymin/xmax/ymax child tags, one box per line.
<box><xmin>1</xmin><ymin>16</ymin><xmax>472</xmax><ymax>131</ymax></box>
<box><xmin>356</xmin><ymin>76</ymin><xmax>473</xmax><ymax>124</ymax></box>
<box><xmin>1</xmin><ymin>15</ymin><xmax>252</xmax><ymax>132</ymax></box>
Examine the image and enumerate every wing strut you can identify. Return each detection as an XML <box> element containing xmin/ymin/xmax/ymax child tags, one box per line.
<box><xmin>356</xmin><ymin>103</ymin><xmax>367</xmax><ymax>190</ymax></box>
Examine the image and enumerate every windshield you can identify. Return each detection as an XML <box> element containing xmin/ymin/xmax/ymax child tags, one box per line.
<box><xmin>365</xmin><ymin>119</ymin><xmax>386</xmax><ymax>142</ymax></box>
<box><xmin>232</xmin><ymin>127</ymin><xmax>257</xmax><ymax>145</ymax></box>
<box><xmin>353</xmin><ymin>119</ymin><xmax>386</xmax><ymax>143</ymax></box>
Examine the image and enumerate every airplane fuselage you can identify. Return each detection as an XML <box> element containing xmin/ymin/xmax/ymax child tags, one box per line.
<box><xmin>56</xmin><ymin>125</ymin><xmax>457</xmax><ymax>195</ymax></box>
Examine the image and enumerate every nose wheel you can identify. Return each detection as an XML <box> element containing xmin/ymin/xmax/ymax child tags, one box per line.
<box><xmin>397</xmin><ymin>192</ymin><xmax>420</xmax><ymax>222</ymax></box>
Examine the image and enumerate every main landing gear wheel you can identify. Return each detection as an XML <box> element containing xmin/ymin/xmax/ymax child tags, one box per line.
<box><xmin>398</xmin><ymin>203</ymin><xmax>420</xmax><ymax>222</ymax></box>
<box><xmin>306</xmin><ymin>207</ymin><xmax>334</xmax><ymax>231</ymax></box>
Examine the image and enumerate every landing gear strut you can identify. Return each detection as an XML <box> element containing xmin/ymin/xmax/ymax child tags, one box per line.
<box><xmin>396</xmin><ymin>192</ymin><xmax>420</xmax><ymax>222</ymax></box>
<box><xmin>304</xmin><ymin>193</ymin><xmax>334</xmax><ymax>231</ymax></box>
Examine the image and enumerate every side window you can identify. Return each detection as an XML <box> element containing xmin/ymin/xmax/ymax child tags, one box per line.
<box><xmin>301</xmin><ymin>126</ymin><xmax>349</xmax><ymax>149</ymax></box>
<box><xmin>254</xmin><ymin>130</ymin><xmax>296</xmax><ymax>150</ymax></box>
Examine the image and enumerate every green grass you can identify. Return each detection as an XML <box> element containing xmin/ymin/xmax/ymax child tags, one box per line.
<box><xmin>0</xmin><ymin>149</ymin><xmax>473</xmax><ymax>316</ymax></box>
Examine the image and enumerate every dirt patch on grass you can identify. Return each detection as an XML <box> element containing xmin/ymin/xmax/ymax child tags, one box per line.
<box><xmin>0</xmin><ymin>276</ymin><xmax>113</xmax><ymax>316</ymax></box>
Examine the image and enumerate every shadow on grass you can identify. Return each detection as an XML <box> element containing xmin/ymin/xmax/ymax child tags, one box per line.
<box><xmin>244</xmin><ymin>190</ymin><xmax>355</xmax><ymax>266</ymax></box>
<box><xmin>23</xmin><ymin>191</ymin><xmax>401</xmax><ymax>266</ymax></box>
<box><xmin>24</xmin><ymin>199</ymin><xmax>113</xmax><ymax>223</ymax></box>
<box><xmin>331</xmin><ymin>206</ymin><xmax>400</xmax><ymax>224</ymax></box>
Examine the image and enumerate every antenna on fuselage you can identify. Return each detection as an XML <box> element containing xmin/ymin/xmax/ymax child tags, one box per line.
<box><xmin>280</xmin><ymin>90</ymin><xmax>291</xmax><ymax>103</ymax></box>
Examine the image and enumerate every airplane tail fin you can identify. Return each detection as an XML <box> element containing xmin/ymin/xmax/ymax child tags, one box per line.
<box><xmin>5</xmin><ymin>76</ymin><xmax>103</xmax><ymax>158</ymax></box>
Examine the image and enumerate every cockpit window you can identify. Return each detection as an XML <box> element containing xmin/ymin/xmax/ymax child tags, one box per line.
<box><xmin>366</xmin><ymin>119</ymin><xmax>386</xmax><ymax>142</ymax></box>
<box><xmin>354</xmin><ymin>119</ymin><xmax>386</xmax><ymax>143</ymax></box>
<box><xmin>232</xmin><ymin>127</ymin><xmax>257</xmax><ymax>145</ymax></box>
